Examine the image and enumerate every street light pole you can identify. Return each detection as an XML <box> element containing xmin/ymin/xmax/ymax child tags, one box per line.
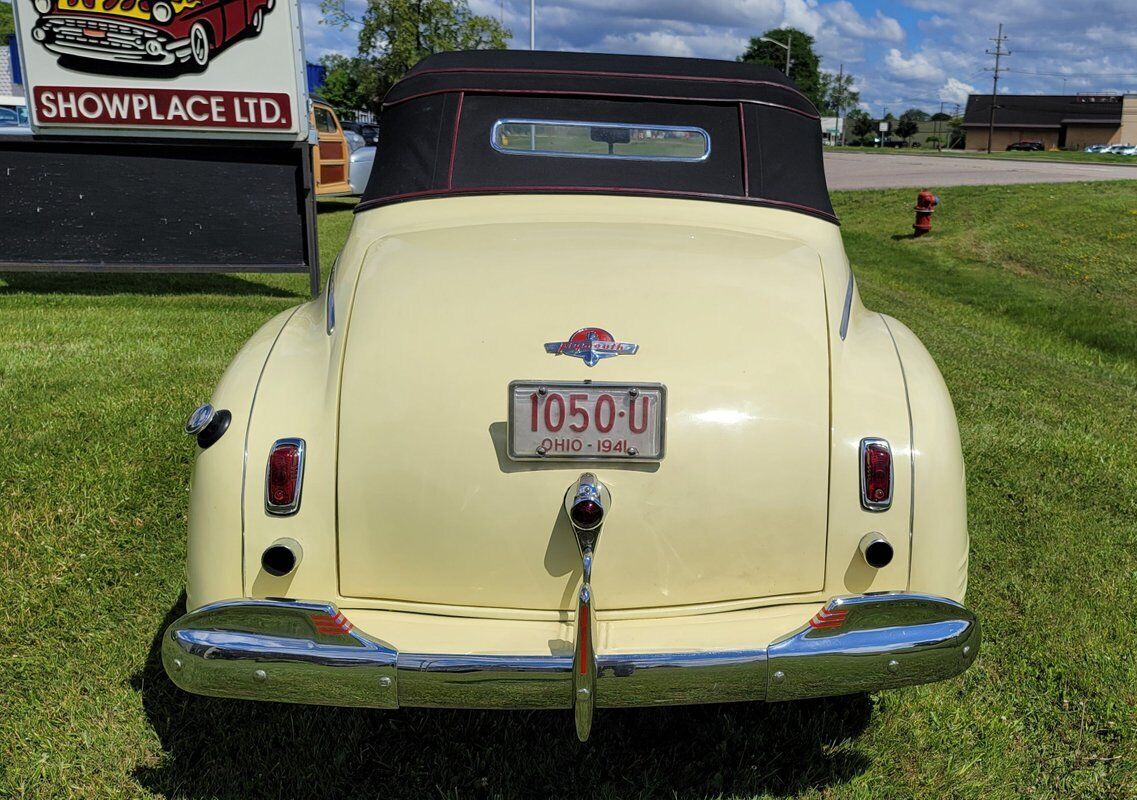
<box><xmin>530</xmin><ymin>0</ymin><xmax>535</xmax><ymax>50</ymax></box>
<box><xmin>759</xmin><ymin>34</ymin><xmax>793</xmax><ymax>76</ymax></box>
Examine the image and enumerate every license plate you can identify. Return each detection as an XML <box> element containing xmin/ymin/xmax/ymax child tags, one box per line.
<box><xmin>83</xmin><ymin>29</ymin><xmax>106</xmax><ymax>38</ymax></box>
<box><xmin>508</xmin><ymin>381</ymin><xmax>666</xmax><ymax>461</ymax></box>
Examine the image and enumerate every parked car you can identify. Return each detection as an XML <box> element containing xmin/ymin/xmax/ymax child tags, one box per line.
<box><xmin>348</xmin><ymin>145</ymin><xmax>375</xmax><ymax>196</ymax></box>
<box><xmin>310</xmin><ymin>100</ymin><xmax>351</xmax><ymax>196</ymax></box>
<box><xmin>340</xmin><ymin>120</ymin><xmax>380</xmax><ymax>147</ymax></box>
<box><xmin>0</xmin><ymin>96</ymin><xmax>31</xmax><ymax>135</ymax></box>
<box><xmin>1084</xmin><ymin>144</ymin><xmax>1108</xmax><ymax>153</ymax></box>
<box><xmin>1006</xmin><ymin>140</ymin><xmax>1044</xmax><ymax>151</ymax></box>
<box><xmin>164</xmin><ymin>51</ymin><xmax>979</xmax><ymax>742</ymax></box>
<box><xmin>30</xmin><ymin>0</ymin><xmax>274</xmax><ymax>70</ymax></box>
<box><xmin>1114</xmin><ymin>145</ymin><xmax>1137</xmax><ymax>156</ymax></box>
<box><xmin>1106</xmin><ymin>144</ymin><xmax>1133</xmax><ymax>154</ymax></box>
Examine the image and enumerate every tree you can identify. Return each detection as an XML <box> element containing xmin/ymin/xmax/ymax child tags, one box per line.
<box><xmin>847</xmin><ymin>109</ymin><xmax>874</xmax><ymax>141</ymax></box>
<box><xmin>895</xmin><ymin>116</ymin><xmax>920</xmax><ymax>144</ymax></box>
<box><xmin>901</xmin><ymin>108</ymin><xmax>930</xmax><ymax>122</ymax></box>
<box><xmin>318</xmin><ymin>54</ymin><xmax>377</xmax><ymax>115</ymax></box>
<box><xmin>322</xmin><ymin>0</ymin><xmax>509</xmax><ymax>111</ymax></box>
<box><xmin>931</xmin><ymin>111</ymin><xmax>952</xmax><ymax>121</ymax></box>
<box><xmin>818</xmin><ymin>69</ymin><xmax>860</xmax><ymax>117</ymax></box>
<box><xmin>1</xmin><ymin>1</ymin><xmax>15</xmax><ymax>39</ymax></box>
<box><xmin>739</xmin><ymin>28</ymin><xmax>822</xmax><ymax>110</ymax></box>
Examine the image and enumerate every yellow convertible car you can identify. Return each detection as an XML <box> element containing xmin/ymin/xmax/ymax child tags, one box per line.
<box><xmin>165</xmin><ymin>51</ymin><xmax>979</xmax><ymax>741</ymax></box>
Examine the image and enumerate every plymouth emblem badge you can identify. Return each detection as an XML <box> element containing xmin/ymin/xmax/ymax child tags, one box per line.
<box><xmin>544</xmin><ymin>327</ymin><xmax>638</xmax><ymax>367</ymax></box>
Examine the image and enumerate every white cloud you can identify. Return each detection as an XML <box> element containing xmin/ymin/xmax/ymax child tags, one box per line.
<box><xmin>824</xmin><ymin>2</ymin><xmax>903</xmax><ymax>42</ymax></box>
<box><xmin>938</xmin><ymin>77</ymin><xmax>976</xmax><ymax>105</ymax></box>
<box><xmin>884</xmin><ymin>48</ymin><xmax>945</xmax><ymax>83</ymax></box>
<box><xmin>596</xmin><ymin>31</ymin><xmax>696</xmax><ymax>58</ymax></box>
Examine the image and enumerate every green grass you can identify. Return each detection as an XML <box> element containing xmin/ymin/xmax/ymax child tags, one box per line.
<box><xmin>831</xmin><ymin>145</ymin><xmax>1137</xmax><ymax>165</ymax></box>
<box><xmin>2</xmin><ymin>185</ymin><xmax>1136</xmax><ymax>799</ymax></box>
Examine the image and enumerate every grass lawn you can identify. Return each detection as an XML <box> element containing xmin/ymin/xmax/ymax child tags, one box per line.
<box><xmin>830</xmin><ymin>145</ymin><xmax>1137</xmax><ymax>165</ymax></box>
<box><xmin>2</xmin><ymin>184</ymin><xmax>1136</xmax><ymax>799</ymax></box>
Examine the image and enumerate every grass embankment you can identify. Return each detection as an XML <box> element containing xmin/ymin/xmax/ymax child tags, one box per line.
<box><xmin>2</xmin><ymin>185</ymin><xmax>1136</xmax><ymax>799</ymax></box>
<box><xmin>832</xmin><ymin>145</ymin><xmax>1137</xmax><ymax>165</ymax></box>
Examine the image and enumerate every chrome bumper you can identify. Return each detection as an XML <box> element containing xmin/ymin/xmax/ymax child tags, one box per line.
<box><xmin>162</xmin><ymin>593</ymin><xmax>978</xmax><ymax>711</ymax></box>
<box><xmin>35</xmin><ymin>17</ymin><xmax>188</xmax><ymax>65</ymax></box>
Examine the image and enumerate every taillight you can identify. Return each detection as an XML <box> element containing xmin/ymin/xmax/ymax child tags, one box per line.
<box><xmin>860</xmin><ymin>438</ymin><xmax>892</xmax><ymax>511</ymax></box>
<box><xmin>265</xmin><ymin>438</ymin><xmax>305</xmax><ymax>515</ymax></box>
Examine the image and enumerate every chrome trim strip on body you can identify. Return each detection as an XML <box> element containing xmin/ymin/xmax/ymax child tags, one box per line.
<box><xmin>490</xmin><ymin>118</ymin><xmax>712</xmax><ymax>163</ymax></box>
<box><xmin>839</xmin><ymin>266</ymin><xmax>854</xmax><ymax>340</ymax></box>
<box><xmin>162</xmin><ymin>593</ymin><xmax>979</xmax><ymax>713</ymax></box>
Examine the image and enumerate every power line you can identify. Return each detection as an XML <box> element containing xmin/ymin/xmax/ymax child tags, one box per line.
<box><xmin>984</xmin><ymin>23</ymin><xmax>1010</xmax><ymax>153</ymax></box>
<box><xmin>1006</xmin><ymin>67</ymin><xmax>1137</xmax><ymax>79</ymax></box>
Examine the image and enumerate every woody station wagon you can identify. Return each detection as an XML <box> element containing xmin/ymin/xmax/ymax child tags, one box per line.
<box><xmin>164</xmin><ymin>51</ymin><xmax>979</xmax><ymax>741</ymax></box>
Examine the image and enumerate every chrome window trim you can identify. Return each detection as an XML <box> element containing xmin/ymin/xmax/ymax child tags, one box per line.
<box><xmin>490</xmin><ymin>118</ymin><xmax>712</xmax><ymax>163</ymax></box>
<box><xmin>265</xmin><ymin>437</ymin><xmax>306</xmax><ymax>517</ymax></box>
<box><xmin>859</xmin><ymin>436</ymin><xmax>893</xmax><ymax>512</ymax></box>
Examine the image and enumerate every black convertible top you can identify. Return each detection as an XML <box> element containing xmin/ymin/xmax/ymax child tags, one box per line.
<box><xmin>359</xmin><ymin>50</ymin><xmax>835</xmax><ymax>222</ymax></box>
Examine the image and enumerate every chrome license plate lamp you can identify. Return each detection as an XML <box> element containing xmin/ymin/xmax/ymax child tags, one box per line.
<box><xmin>564</xmin><ymin>472</ymin><xmax>610</xmax><ymax>742</ymax></box>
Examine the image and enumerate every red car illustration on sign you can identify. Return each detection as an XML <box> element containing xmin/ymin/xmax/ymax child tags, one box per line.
<box><xmin>30</xmin><ymin>0</ymin><xmax>275</xmax><ymax>72</ymax></box>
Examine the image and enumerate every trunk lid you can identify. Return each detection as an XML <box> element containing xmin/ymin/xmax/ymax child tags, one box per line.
<box><xmin>336</xmin><ymin>218</ymin><xmax>831</xmax><ymax>611</ymax></box>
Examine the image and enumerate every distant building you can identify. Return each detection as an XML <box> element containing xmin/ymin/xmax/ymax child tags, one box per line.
<box><xmin>820</xmin><ymin>116</ymin><xmax>844</xmax><ymax>145</ymax></box>
<box><xmin>963</xmin><ymin>93</ymin><xmax>1137</xmax><ymax>150</ymax></box>
<box><xmin>2</xmin><ymin>34</ymin><xmax>24</xmax><ymax>97</ymax></box>
<box><xmin>306</xmin><ymin>62</ymin><xmax>326</xmax><ymax>94</ymax></box>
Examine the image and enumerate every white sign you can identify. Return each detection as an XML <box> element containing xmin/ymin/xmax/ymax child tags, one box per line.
<box><xmin>12</xmin><ymin>0</ymin><xmax>309</xmax><ymax>139</ymax></box>
<box><xmin>878</xmin><ymin>121</ymin><xmax>890</xmax><ymax>132</ymax></box>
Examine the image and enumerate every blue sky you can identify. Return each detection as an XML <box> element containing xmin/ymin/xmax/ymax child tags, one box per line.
<box><xmin>301</xmin><ymin>0</ymin><xmax>1137</xmax><ymax>114</ymax></box>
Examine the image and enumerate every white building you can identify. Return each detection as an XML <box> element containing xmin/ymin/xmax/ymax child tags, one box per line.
<box><xmin>820</xmin><ymin>116</ymin><xmax>845</xmax><ymax>145</ymax></box>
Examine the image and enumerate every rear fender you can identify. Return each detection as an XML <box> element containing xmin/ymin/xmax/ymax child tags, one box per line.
<box><xmin>187</xmin><ymin>307</ymin><xmax>296</xmax><ymax>610</ymax></box>
<box><xmin>882</xmin><ymin>316</ymin><xmax>968</xmax><ymax>602</ymax></box>
<box><xmin>825</xmin><ymin>278</ymin><xmax>913</xmax><ymax>596</ymax></box>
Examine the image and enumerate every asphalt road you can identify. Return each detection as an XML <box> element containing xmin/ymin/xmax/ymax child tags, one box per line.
<box><xmin>824</xmin><ymin>152</ymin><xmax>1137</xmax><ymax>190</ymax></box>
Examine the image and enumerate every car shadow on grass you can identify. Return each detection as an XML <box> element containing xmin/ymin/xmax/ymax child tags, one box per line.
<box><xmin>0</xmin><ymin>272</ymin><xmax>303</xmax><ymax>297</ymax></box>
<box><xmin>133</xmin><ymin>597</ymin><xmax>873</xmax><ymax>800</ymax></box>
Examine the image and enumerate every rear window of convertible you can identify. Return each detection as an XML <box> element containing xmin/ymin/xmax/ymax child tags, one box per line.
<box><xmin>491</xmin><ymin>119</ymin><xmax>710</xmax><ymax>162</ymax></box>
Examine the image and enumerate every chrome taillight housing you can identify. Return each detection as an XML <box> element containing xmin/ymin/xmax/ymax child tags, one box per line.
<box><xmin>860</xmin><ymin>437</ymin><xmax>892</xmax><ymax>511</ymax></box>
<box><xmin>265</xmin><ymin>438</ymin><xmax>305</xmax><ymax>516</ymax></box>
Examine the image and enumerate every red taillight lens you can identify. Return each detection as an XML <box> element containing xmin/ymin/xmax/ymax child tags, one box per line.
<box><xmin>266</xmin><ymin>439</ymin><xmax>304</xmax><ymax>514</ymax></box>
<box><xmin>861</xmin><ymin>439</ymin><xmax>892</xmax><ymax>511</ymax></box>
<box><xmin>570</xmin><ymin>499</ymin><xmax>604</xmax><ymax>530</ymax></box>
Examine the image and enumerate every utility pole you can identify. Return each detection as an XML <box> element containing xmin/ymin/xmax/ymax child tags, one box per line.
<box><xmin>985</xmin><ymin>23</ymin><xmax>1010</xmax><ymax>153</ymax></box>
<box><xmin>836</xmin><ymin>63</ymin><xmax>845</xmax><ymax>146</ymax></box>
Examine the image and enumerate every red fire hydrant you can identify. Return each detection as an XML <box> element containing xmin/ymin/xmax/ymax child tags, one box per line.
<box><xmin>913</xmin><ymin>189</ymin><xmax>939</xmax><ymax>236</ymax></box>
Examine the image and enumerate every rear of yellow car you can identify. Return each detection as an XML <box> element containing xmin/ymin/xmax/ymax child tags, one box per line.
<box><xmin>162</xmin><ymin>51</ymin><xmax>977</xmax><ymax>741</ymax></box>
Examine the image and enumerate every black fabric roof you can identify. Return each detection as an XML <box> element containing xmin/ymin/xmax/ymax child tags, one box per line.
<box><xmin>360</xmin><ymin>50</ymin><xmax>835</xmax><ymax>222</ymax></box>
<box><xmin>962</xmin><ymin>94</ymin><xmax>1122</xmax><ymax>128</ymax></box>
